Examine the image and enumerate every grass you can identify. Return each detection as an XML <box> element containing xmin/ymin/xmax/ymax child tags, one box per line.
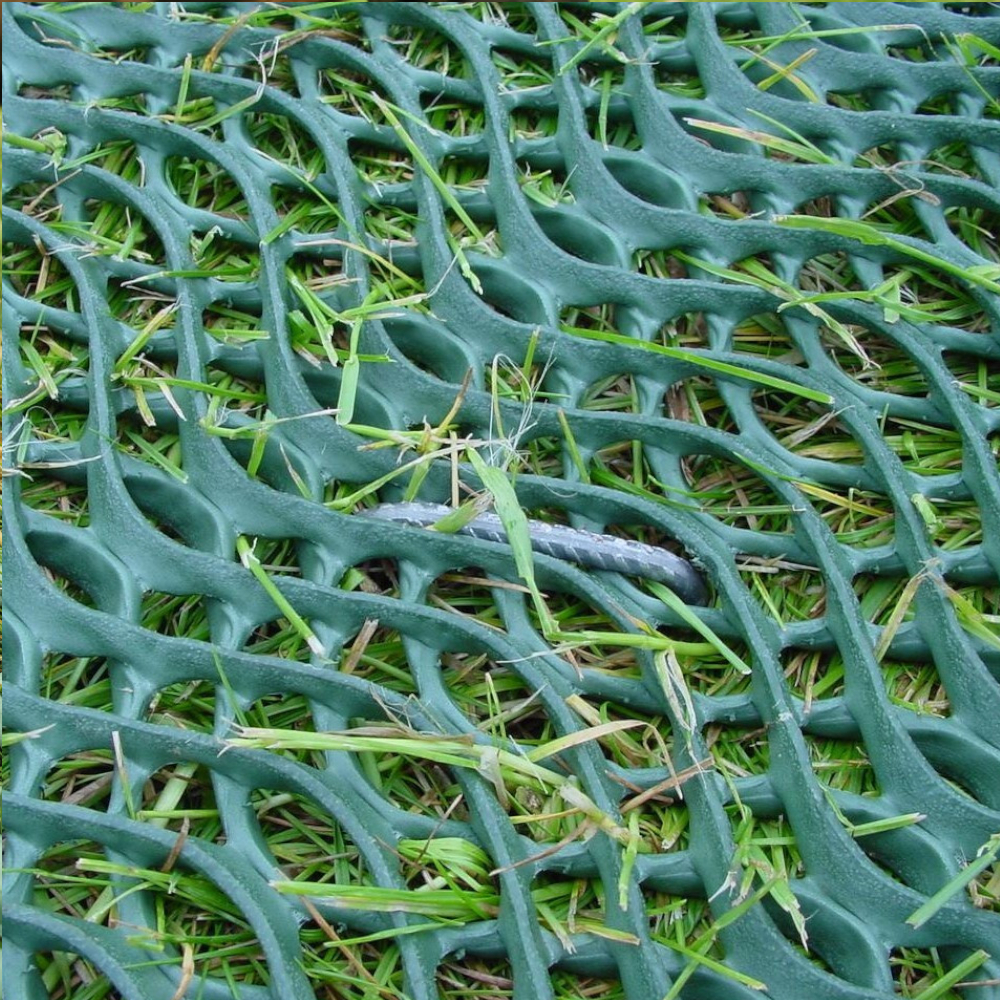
<box><xmin>3</xmin><ymin>2</ymin><xmax>999</xmax><ymax>999</ymax></box>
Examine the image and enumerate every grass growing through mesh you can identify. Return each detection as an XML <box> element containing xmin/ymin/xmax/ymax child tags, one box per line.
<box><xmin>4</xmin><ymin>3</ymin><xmax>999</xmax><ymax>999</ymax></box>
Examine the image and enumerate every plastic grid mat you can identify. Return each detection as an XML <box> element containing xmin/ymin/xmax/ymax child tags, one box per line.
<box><xmin>3</xmin><ymin>3</ymin><xmax>1000</xmax><ymax>999</ymax></box>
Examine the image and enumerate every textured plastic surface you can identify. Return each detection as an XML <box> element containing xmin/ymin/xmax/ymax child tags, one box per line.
<box><xmin>3</xmin><ymin>3</ymin><xmax>1000</xmax><ymax>999</ymax></box>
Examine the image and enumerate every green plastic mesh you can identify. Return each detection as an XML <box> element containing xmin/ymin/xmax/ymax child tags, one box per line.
<box><xmin>3</xmin><ymin>3</ymin><xmax>1000</xmax><ymax>999</ymax></box>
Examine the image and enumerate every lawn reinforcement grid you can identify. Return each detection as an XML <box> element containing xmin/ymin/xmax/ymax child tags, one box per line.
<box><xmin>3</xmin><ymin>3</ymin><xmax>1000</xmax><ymax>999</ymax></box>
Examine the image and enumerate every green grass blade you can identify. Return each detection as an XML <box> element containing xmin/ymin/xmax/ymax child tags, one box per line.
<box><xmin>906</xmin><ymin>834</ymin><xmax>1000</xmax><ymax>928</ymax></box>
<box><xmin>557</xmin><ymin>2</ymin><xmax>648</xmax><ymax>74</ymax></box>
<box><xmin>466</xmin><ymin>446</ymin><xmax>555</xmax><ymax>632</ymax></box>
<box><xmin>914</xmin><ymin>950</ymin><xmax>990</xmax><ymax>1000</ymax></box>
<box><xmin>236</xmin><ymin>536</ymin><xmax>323</xmax><ymax>656</ymax></box>
<box><xmin>774</xmin><ymin>215</ymin><xmax>1000</xmax><ymax>294</ymax></box>
<box><xmin>648</xmin><ymin>582</ymin><xmax>750</xmax><ymax>675</ymax></box>
<box><xmin>563</xmin><ymin>325</ymin><xmax>832</xmax><ymax>404</ymax></box>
